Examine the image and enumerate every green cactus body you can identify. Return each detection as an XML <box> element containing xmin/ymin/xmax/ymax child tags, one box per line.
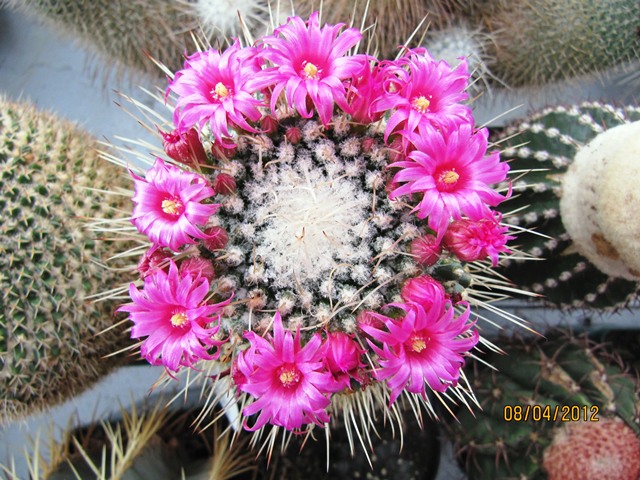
<box><xmin>0</xmin><ymin>97</ymin><xmax>129</xmax><ymax>422</ymax></box>
<box><xmin>448</xmin><ymin>332</ymin><xmax>640</xmax><ymax>479</ymax></box>
<box><xmin>495</xmin><ymin>102</ymin><xmax>640</xmax><ymax>309</ymax></box>
<box><xmin>475</xmin><ymin>0</ymin><xmax>640</xmax><ymax>88</ymax></box>
<box><xmin>5</xmin><ymin>0</ymin><xmax>199</xmax><ymax>79</ymax></box>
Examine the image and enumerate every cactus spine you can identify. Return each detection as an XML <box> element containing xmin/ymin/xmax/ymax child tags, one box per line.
<box><xmin>495</xmin><ymin>102</ymin><xmax>640</xmax><ymax>309</ymax></box>
<box><xmin>447</xmin><ymin>331</ymin><xmax>640</xmax><ymax>479</ymax></box>
<box><xmin>0</xmin><ymin>96</ymin><xmax>129</xmax><ymax>422</ymax></box>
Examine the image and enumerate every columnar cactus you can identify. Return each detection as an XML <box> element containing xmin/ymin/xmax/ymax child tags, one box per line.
<box><xmin>447</xmin><ymin>331</ymin><xmax>640</xmax><ymax>479</ymax></box>
<box><xmin>0</xmin><ymin>96</ymin><xmax>129</xmax><ymax>422</ymax></box>
<box><xmin>495</xmin><ymin>102</ymin><xmax>640</xmax><ymax>309</ymax></box>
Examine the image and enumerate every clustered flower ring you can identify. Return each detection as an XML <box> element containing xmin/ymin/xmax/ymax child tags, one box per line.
<box><xmin>115</xmin><ymin>12</ymin><xmax>515</xmax><ymax>442</ymax></box>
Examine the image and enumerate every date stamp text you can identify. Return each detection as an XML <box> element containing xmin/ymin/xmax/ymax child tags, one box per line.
<box><xmin>503</xmin><ymin>405</ymin><xmax>599</xmax><ymax>422</ymax></box>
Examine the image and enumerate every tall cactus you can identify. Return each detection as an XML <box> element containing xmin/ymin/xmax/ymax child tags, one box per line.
<box><xmin>0</xmin><ymin>96</ymin><xmax>130</xmax><ymax>422</ymax></box>
<box><xmin>494</xmin><ymin>102</ymin><xmax>640</xmax><ymax>309</ymax></box>
<box><xmin>446</xmin><ymin>331</ymin><xmax>640</xmax><ymax>479</ymax></box>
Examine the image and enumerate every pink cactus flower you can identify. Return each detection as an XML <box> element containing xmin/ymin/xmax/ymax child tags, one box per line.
<box><xmin>130</xmin><ymin>158</ymin><xmax>219</xmax><ymax>251</ymax></box>
<box><xmin>119</xmin><ymin>260</ymin><xmax>230</xmax><ymax>372</ymax></box>
<box><xmin>251</xmin><ymin>12</ymin><xmax>363</xmax><ymax>126</ymax></box>
<box><xmin>234</xmin><ymin>312</ymin><xmax>335</xmax><ymax>431</ymax></box>
<box><xmin>168</xmin><ymin>41</ymin><xmax>264</xmax><ymax>147</ymax></box>
<box><xmin>359</xmin><ymin>298</ymin><xmax>478</xmax><ymax>404</ymax></box>
<box><xmin>443</xmin><ymin>213</ymin><xmax>514</xmax><ymax>265</ymax></box>
<box><xmin>389</xmin><ymin>124</ymin><xmax>509</xmax><ymax>239</ymax></box>
<box><xmin>401</xmin><ymin>275</ymin><xmax>446</xmax><ymax>310</ymax></box>
<box><xmin>346</xmin><ymin>57</ymin><xmax>387</xmax><ymax>124</ymax></box>
<box><xmin>371</xmin><ymin>48</ymin><xmax>473</xmax><ymax>141</ymax></box>
<box><xmin>324</xmin><ymin>331</ymin><xmax>366</xmax><ymax>389</ymax></box>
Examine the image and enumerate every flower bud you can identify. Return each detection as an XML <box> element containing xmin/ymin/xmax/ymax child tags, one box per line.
<box><xmin>411</xmin><ymin>234</ymin><xmax>442</xmax><ymax>267</ymax></box>
<box><xmin>202</xmin><ymin>226</ymin><xmax>229</xmax><ymax>251</ymax></box>
<box><xmin>285</xmin><ymin>126</ymin><xmax>302</xmax><ymax>144</ymax></box>
<box><xmin>160</xmin><ymin>127</ymin><xmax>207</xmax><ymax>166</ymax></box>
<box><xmin>213</xmin><ymin>173</ymin><xmax>237</xmax><ymax>195</ymax></box>
<box><xmin>179</xmin><ymin>256</ymin><xmax>215</xmax><ymax>282</ymax></box>
<box><xmin>137</xmin><ymin>245</ymin><xmax>173</xmax><ymax>278</ymax></box>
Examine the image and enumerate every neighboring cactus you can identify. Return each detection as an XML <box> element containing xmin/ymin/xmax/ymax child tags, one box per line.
<box><xmin>494</xmin><ymin>102</ymin><xmax>640</xmax><ymax>309</ymax></box>
<box><xmin>446</xmin><ymin>331</ymin><xmax>640</xmax><ymax>479</ymax></box>
<box><xmin>469</xmin><ymin>0</ymin><xmax>640</xmax><ymax>88</ymax></box>
<box><xmin>0</xmin><ymin>96</ymin><xmax>130</xmax><ymax>422</ymax></box>
<box><xmin>4</xmin><ymin>404</ymin><xmax>255</xmax><ymax>480</ymax></box>
<box><xmin>4</xmin><ymin>0</ymin><xmax>274</xmax><ymax>80</ymax></box>
<box><xmin>5</xmin><ymin>0</ymin><xmax>198</xmax><ymax>79</ymax></box>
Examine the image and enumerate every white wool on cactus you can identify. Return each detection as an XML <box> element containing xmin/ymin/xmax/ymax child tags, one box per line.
<box><xmin>560</xmin><ymin>120</ymin><xmax>640</xmax><ymax>281</ymax></box>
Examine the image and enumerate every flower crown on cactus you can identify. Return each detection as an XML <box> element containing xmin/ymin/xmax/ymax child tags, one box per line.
<box><xmin>109</xmin><ymin>11</ymin><xmax>521</xmax><ymax>448</ymax></box>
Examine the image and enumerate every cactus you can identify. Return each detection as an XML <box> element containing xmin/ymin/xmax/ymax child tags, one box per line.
<box><xmin>4</xmin><ymin>0</ymin><xmax>274</xmax><ymax>80</ymax></box>
<box><xmin>446</xmin><ymin>331</ymin><xmax>640</xmax><ymax>479</ymax></box>
<box><xmin>3</xmin><ymin>404</ymin><xmax>255</xmax><ymax>480</ymax></box>
<box><xmin>494</xmin><ymin>102</ymin><xmax>640</xmax><ymax>309</ymax></box>
<box><xmin>0</xmin><ymin>96</ymin><xmax>130</xmax><ymax>422</ymax></box>
<box><xmin>469</xmin><ymin>0</ymin><xmax>640</xmax><ymax>88</ymax></box>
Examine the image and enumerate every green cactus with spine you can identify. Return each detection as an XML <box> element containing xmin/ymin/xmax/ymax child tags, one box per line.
<box><xmin>494</xmin><ymin>102</ymin><xmax>640</xmax><ymax>309</ymax></box>
<box><xmin>446</xmin><ymin>331</ymin><xmax>640</xmax><ymax>479</ymax></box>
<box><xmin>2</xmin><ymin>403</ymin><xmax>256</xmax><ymax>480</ymax></box>
<box><xmin>467</xmin><ymin>0</ymin><xmax>640</xmax><ymax>88</ymax></box>
<box><xmin>0</xmin><ymin>96</ymin><xmax>130</xmax><ymax>422</ymax></box>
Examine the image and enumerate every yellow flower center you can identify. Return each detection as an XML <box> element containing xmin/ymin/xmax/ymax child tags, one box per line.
<box><xmin>212</xmin><ymin>82</ymin><xmax>230</xmax><ymax>99</ymax></box>
<box><xmin>412</xmin><ymin>95</ymin><xmax>431</xmax><ymax>113</ymax></box>
<box><xmin>278</xmin><ymin>365</ymin><xmax>301</xmax><ymax>388</ymax></box>
<box><xmin>303</xmin><ymin>62</ymin><xmax>319</xmax><ymax>79</ymax></box>
<box><xmin>409</xmin><ymin>335</ymin><xmax>428</xmax><ymax>353</ymax></box>
<box><xmin>161</xmin><ymin>198</ymin><xmax>184</xmax><ymax>215</ymax></box>
<box><xmin>170</xmin><ymin>311</ymin><xmax>188</xmax><ymax>327</ymax></box>
<box><xmin>439</xmin><ymin>169</ymin><xmax>460</xmax><ymax>185</ymax></box>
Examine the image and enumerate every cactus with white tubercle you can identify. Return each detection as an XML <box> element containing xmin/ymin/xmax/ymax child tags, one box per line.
<box><xmin>495</xmin><ymin>102</ymin><xmax>640</xmax><ymax>309</ymax></box>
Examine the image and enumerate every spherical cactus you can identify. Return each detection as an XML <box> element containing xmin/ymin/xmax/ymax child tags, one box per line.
<box><xmin>446</xmin><ymin>331</ymin><xmax>640</xmax><ymax>480</ymax></box>
<box><xmin>470</xmin><ymin>0</ymin><xmax>640</xmax><ymax>88</ymax></box>
<box><xmin>494</xmin><ymin>102</ymin><xmax>640</xmax><ymax>309</ymax></box>
<box><xmin>0</xmin><ymin>96</ymin><xmax>130</xmax><ymax>422</ymax></box>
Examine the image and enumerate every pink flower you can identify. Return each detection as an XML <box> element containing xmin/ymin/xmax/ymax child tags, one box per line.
<box><xmin>130</xmin><ymin>158</ymin><xmax>218</xmax><ymax>251</ymax></box>
<box><xmin>443</xmin><ymin>213</ymin><xmax>514</xmax><ymax>266</ymax></box>
<box><xmin>119</xmin><ymin>260</ymin><xmax>230</xmax><ymax>372</ymax></box>
<box><xmin>346</xmin><ymin>57</ymin><xmax>386</xmax><ymax>124</ymax></box>
<box><xmin>168</xmin><ymin>41</ymin><xmax>264</xmax><ymax>147</ymax></box>
<box><xmin>401</xmin><ymin>275</ymin><xmax>446</xmax><ymax>310</ymax></box>
<box><xmin>251</xmin><ymin>12</ymin><xmax>363</xmax><ymax>126</ymax></box>
<box><xmin>371</xmin><ymin>49</ymin><xmax>472</xmax><ymax>141</ymax></box>
<box><xmin>359</xmin><ymin>297</ymin><xmax>478</xmax><ymax>404</ymax></box>
<box><xmin>324</xmin><ymin>331</ymin><xmax>365</xmax><ymax>389</ymax></box>
<box><xmin>389</xmin><ymin>124</ymin><xmax>509</xmax><ymax>239</ymax></box>
<box><xmin>234</xmin><ymin>312</ymin><xmax>335</xmax><ymax>431</ymax></box>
